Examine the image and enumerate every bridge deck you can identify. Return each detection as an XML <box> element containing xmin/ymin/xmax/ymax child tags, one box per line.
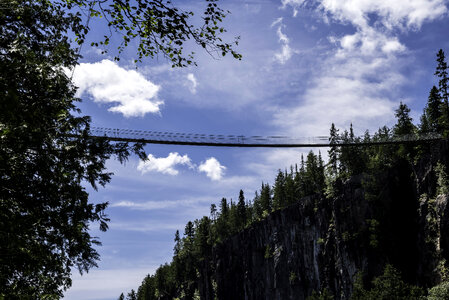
<box><xmin>86</xmin><ymin>127</ymin><xmax>443</xmax><ymax>148</ymax></box>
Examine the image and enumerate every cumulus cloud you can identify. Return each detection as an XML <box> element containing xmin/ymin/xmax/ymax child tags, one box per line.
<box><xmin>198</xmin><ymin>158</ymin><xmax>226</xmax><ymax>181</ymax></box>
<box><xmin>72</xmin><ymin>59</ymin><xmax>163</xmax><ymax>117</ymax></box>
<box><xmin>186</xmin><ymin>73</ymin><xmax>198</xmax><ymax>94</ymax></box>
<box><xmin>271</xmin><ymin>18</ymin><xmax>297</xmax><ymax>64</ymax></box>
<box><xmin>137</xmin><ymin>152</ymin><xmax>193</xmax><ymax>175</ymax></box>
<box><xmin>282</xmin><ymin>0</ymin><xmax>447</xmax><ymax>30</ymax></box>
<box><xmin>281</xmin><ymin>0</ymin><xmax>446</xmax><ymax>57</ymax></box>
<box><xmin>317</xmin><ymin>0</ymin><xmax>447</xmax><ymax>30</ymax></box>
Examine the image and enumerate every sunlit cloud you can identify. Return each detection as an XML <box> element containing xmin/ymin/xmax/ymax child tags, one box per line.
<box><xmin>137</xmin><ymin>152</ymin><xmax>193</xmax><ymax>176</ymax></box>
<box><xmin>72</xmin><ymin>59</ymin><xmax>163</xmax><ymax>117</ymax></box>
<box><xmin>272</xmin><ymin>0</ymin><xmax>447</xmax><ymax>137</ymax></box>
<box><xmin>186</xmin><ymin>73</ymin><xmax>198</xmax><ymax>94</ymax></box>
<box><xmin>198</xmin><ymin>157</ymin><xmax>226</xmax><ymax>181</ymax></box>
<box><xmin>271</xmin><ymin>17</ymin><xmax>297</xmax><ymax>64</ymax></box>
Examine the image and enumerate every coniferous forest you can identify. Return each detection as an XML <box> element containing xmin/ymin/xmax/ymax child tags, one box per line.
<box><xmin>120</xmin><ymin>51</ymin><xmax>449</xmax><ymax>300</ymax></box>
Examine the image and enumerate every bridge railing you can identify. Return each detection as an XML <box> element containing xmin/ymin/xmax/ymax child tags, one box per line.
<box><xmin>87</xmin><ymin>127</ymin><xmax>443</xmax><ymax>147</ymax></box>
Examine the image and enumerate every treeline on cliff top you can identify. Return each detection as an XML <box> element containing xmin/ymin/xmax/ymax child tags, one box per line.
<box><xmin>120</xmin><ymin>50</ymin><xmax>449</xmax><ymax>300</ymax></box>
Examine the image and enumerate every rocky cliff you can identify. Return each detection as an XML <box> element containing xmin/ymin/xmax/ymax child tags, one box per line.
<box><xmin>199</xmin><ymin>141</ymin><xmax>449</xmax><ymax>300</ymax></box>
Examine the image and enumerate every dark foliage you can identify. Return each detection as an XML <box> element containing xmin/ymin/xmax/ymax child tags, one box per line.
<box><xmin>0</xmin><ymin>0</ymin><xmax>240</xmax><ymax>297</ymax></box>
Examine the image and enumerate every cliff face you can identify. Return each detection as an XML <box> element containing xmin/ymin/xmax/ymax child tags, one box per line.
<box><xmin>199</xmin><ymin>141</ymin><xmax>449</xmax><ymax>300</ymax></box>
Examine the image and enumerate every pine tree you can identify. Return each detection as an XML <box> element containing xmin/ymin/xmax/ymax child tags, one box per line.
<box><xmin>174</xmin><ymin>230</ymin><xmax>181</xmax><ymax>256</ymax></box>
<box><xmin>237</xmin><ymin>190</ymin><xmax>247</xmax><ymax>229</ymax></box>
<box><xmin>127</xmin><ymin>289</ymin><xmax>137</xmax><ymax>300</ymax></box>
<box><xmin>184</xmin><ymin>221</ymin><xmax>195</xmax><ymax>239</ymax></box>
<box><xmin>272</xmin><ymin>170</ymin><xmax>286</xmax><ymax>210</ymax></box>
<box><xmin>195</xmin><ymin>217</ymin><xmax>212</xmax><ymax>258</ymax></box>
<box><xmin>260</xmin><ymin>183</ymin><xmax>272</xmax><ymax>214</ymax></box>
<box><xmin>419</xmin><ymin>111</ymin><xmax>430</xmax><ymax>134</ymax></box>
<box><xmin>317</xmin><ymin>151</ymin><xmax>326</xmax><ymax>191</ymax></box>
<box><xmin>305</xmin><ymin>151</ymin><xmax>322</xmax><ymax>194</ymax></box>
<box><xmin>252</xmin><ymin>191</ymin><xmax>263</xmax><ymax>221</ymax></box>
<box><xmin>425</xmin><ymin>86</ymin><xmax>444</xmax><ymax>132</ymax></box>
<box><xmin>339</xmin><ymin>129</ymin><xmax>350</xmax><ymax>176</ymax></box>
<box><xmin>210</xmin><ymin>204</ymin><xmax>217</xmax><ymax>221</ymax></box>
<box><xmin>328</xmin><ymin>123</ymin><xmax>339</xmax><ymax>178</ymax></box>
<box><xmin>219</xmin><ymin>198</ymin><xmax>229</xmax><ymax>218</ymax></box>
<box><xmin>295</xmin><ymin>154</ymin><xmax>307</xmax><ymax>199</ymax></box>
<box><xmin>285</xmin><ymin>168</ymin><xmax>296</xmax><ymax>205</ymax></box>
<box><xmin>436</xmin><ymin>49</ymin><xmax>449</xmax><ymax>103</ymax></box>
<box><xmin>435</xmin><ymin>49</ymin><xmax>449</xmax><ymax>134</ymax></box>
<box><xmin>393</xmin><ymin>102</ymin><xmax>415</xmax><ymax>136</ymax></box>
<box><xmin>344</xmin><ymin>124</ymin><xmax>365</xmax><ymax>175</ymax></box>
<box><xmin>216</xmin><ymin>198</ymin><xmax>230</xmax><ymax>240</ymax></box>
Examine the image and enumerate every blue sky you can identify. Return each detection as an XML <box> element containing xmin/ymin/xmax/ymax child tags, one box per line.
<box><xmin>63</xmin><ymin>0</ymin><xmax>449</xmax><ymax>298</ymax></box>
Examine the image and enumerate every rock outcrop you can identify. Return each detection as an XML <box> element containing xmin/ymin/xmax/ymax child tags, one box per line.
<box><xmin>199</xmin><ymin>141</ymin><xmax>449</xmax><ymax>300</ymax></box>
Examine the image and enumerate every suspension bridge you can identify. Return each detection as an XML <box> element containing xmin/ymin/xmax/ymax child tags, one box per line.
<box><xmin>87</xmin><ymin>127</ymin><xmax>444</xmax><ymax>148</ymax></box>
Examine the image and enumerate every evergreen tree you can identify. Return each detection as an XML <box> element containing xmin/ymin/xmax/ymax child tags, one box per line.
<box><xmin>216</xmin><ymin>198</ymin><xmax>230</xmax><ymax>240</ymax></box>
<box><xmin>195</xmin><ymin>217</ymin><xmax>212</xmax><ymax>258</ymax></box>
<box><xmin>252</xmin><ymin>191</ymin><xmax>263</xmax><ymax>221</ymax></box>
<box><xmin>393</xmin><ymin>102</ymin><xmax>415</xmax><ymax>137</ymax></box>
<box><xmin>273</xmin><ymin>170</ymin><xmax>286</xmax><ymax>210</ymax></box>
<box><xmin>260</xmin><ymin>183</ymin><xmax>272</xmax><ymax>214</ymax></box>
<box><xmin>154</xmin><ymin>263</ymin><xmax>177</xmax><ymax>299</ymax></box>
<box><xmin>127</xmin><ymin>289</ymin><xmax>137</xmax><ymax>300</ymax></box>
<box><xmin>185</xmin><ymin>221</ymin><xmax>195</xmax><ymax>239</ymax></box>
<box><xmin>285</xmin><ymin>168</ymin><xmax>296</xmax><ymax>205</ymax></box>
<box><xmin>137</xmin><ymin>275</ymin><xmax>157</xmax><ymax>300</ymax></box>
<box><xmin>369</xmin><ymin>126</ymin><xmax>396</xmax><ymax>170</ymax></box>
<box><xmin>305</xmin><ymin>151</ymin><xmax>325</xmax><ymax>194</ymax></box>
<box><xmin>425</xmin><ymin>86</ymin><xmax>444</xmax><ymax>132</ymax></box>
<box><xmin>295</xmin><ymin>154</ymin><xmax>307</xmax><ymax>199</ymax></box>
<box><xmin>345</xmin><ymin>124</ymin><xmax>366</xmax><ymax>175</ymax></box>
<box><xmin>435</xmin><ymin>49</ymin><xmax>449</xmax><ymax>134</ymax></box>
<box><xmin>220</xmin><ymin>197</ymin><xmax>229</xmax><ymax>218</ymax></box>
<box><xmin>338</xmin><ymin>129</ymin><xmax>350</xmax><ymax>176</ymax></box>
<box><xmin>210</xmin><ymin>203</ymin><xmax>217</xmax><ymax>221</ymax></box>
<box><xmin>118</xmin><ymin>293</ymin><xmax>125</xmax><ymax>300</ymax></box>
<box><xmin>328</xmin><ymin>123</ymin><xmax>339</xmax><ymax>178</ymax></box>
<box><xmin>420</xmin><ymin>111</ymin><xmax>431</xmax><ymax>133</ymax></box>
<box><xmin>228</xmin><ymin>199</ymin><xmax>239</xmax><ymax>234</ymax></box>
<box><xmin>317</xmin><ymin>151</ymin><xmax>326</xmax><ymax>191</ymax></box>
<box><xmin>174</xmin><ymin>230</ymin><xmax>181</xmax><ymax>256</ymax></box>
<box><xmin>237</xmin><ymin>190</ymin><xmax>247</xmax><ymax>229</ymax></box>
<box><xmin>436</xmin><ymin>49</ymin><xmax>449</xmax><ymax>104</ymax></box>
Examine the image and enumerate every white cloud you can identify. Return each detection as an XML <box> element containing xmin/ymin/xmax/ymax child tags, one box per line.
<box><xmin>272</xmin><ymin>50</ymin><xmax>403</xmax><ymax>136</ymax></box>
<box><xmin>272</xmin><ymin>18</ymin><xmax>297</xmax><ymax>64</ymax></box>
<box><xmin>271</xmin><ymin>0</ymin><xmax>447</xmax><ymax>137</ymax></box>
<box><xmin>271</xmin><ymin>17</ymin><xmax>284</xmax><ymax>28</ymax></box>
<box><xmin>186</xmin><ymin>73</ymin><xmax>198</xmax><ymax>94</ymax></box>
<box><xmin>137</xmin><ymin>152</ymin><xmax>193</xmax><ymax>175</ymax></box>
<box><xmin>72</xmin><ymin>59</ymin><xmax>163</xmax><ymax>117</ymax></box>
<box><xmin>336</xmin><ymin>28</ymin><xmax>406</xmax><ymax>58</ymax></box>
<box><xmin>282</xmin><ymin>0</ymin><xmax>447</xmax><ymax>31</ymax></box>
<box><xmin>317</xmin><ymin>0</ymin><xmax>447</xmax><ymax>30</ymax></box>
<box><xmin>198</xmin><ymin>157</ymin><xmax>226</xmax><ymax>181</ymax></box>
<box><xmin>281</xmin><ymin>0</ymin><xmax>305</xmax><ymax>17</ymax></box>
